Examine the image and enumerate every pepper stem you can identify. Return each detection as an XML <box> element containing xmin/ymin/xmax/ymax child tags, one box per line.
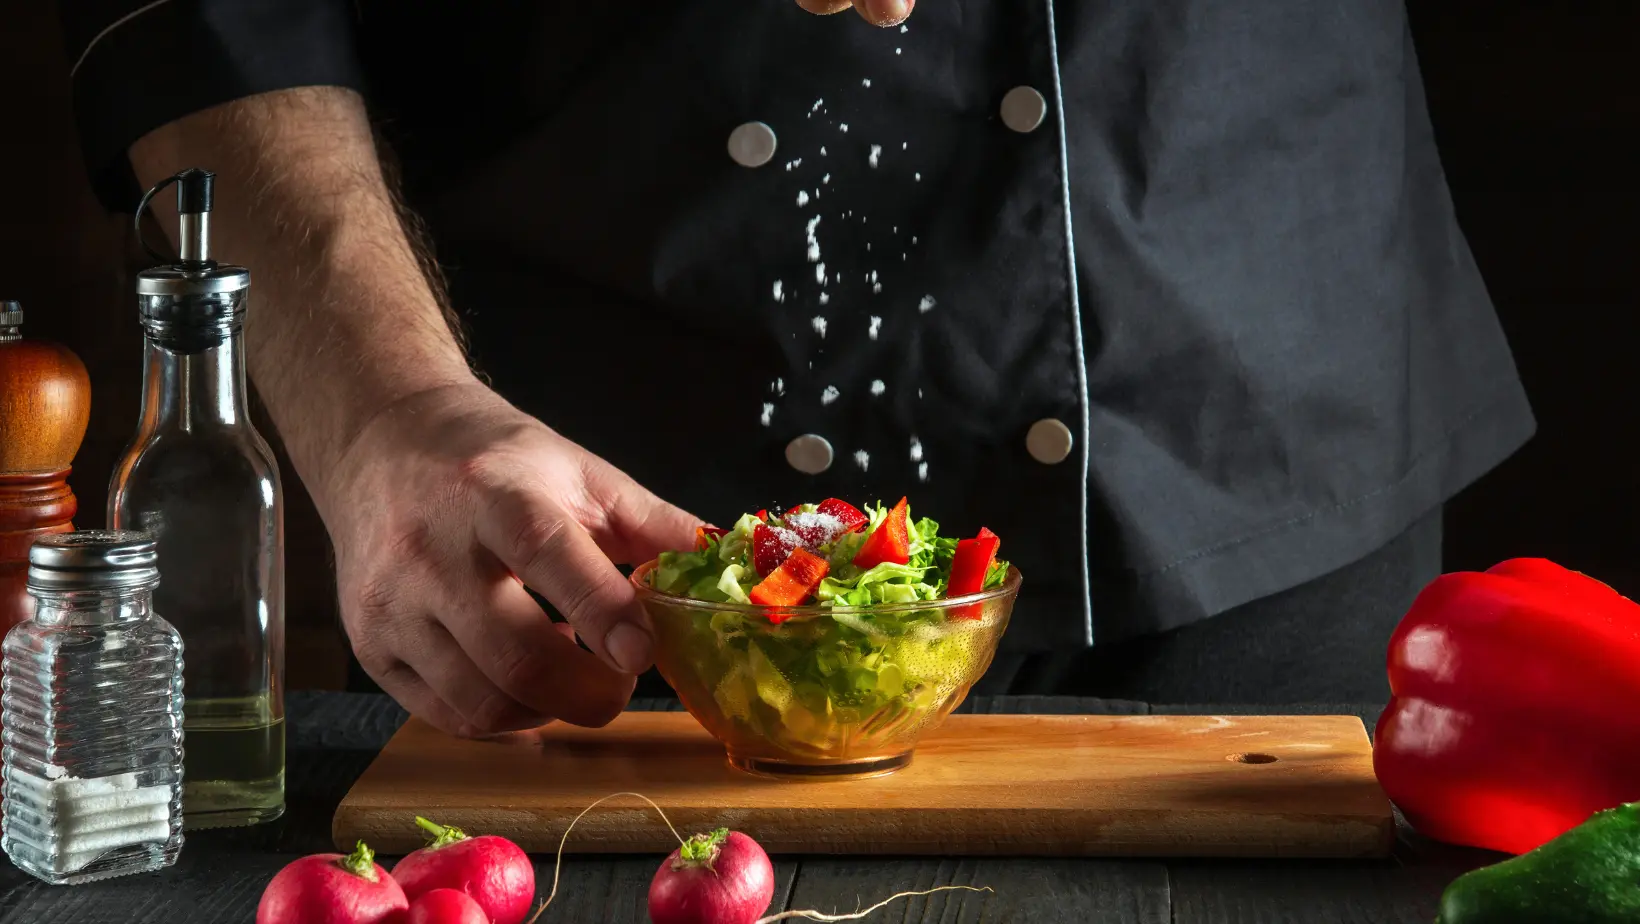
<box><xmin>415</xmin><ymin>815</ymin><xmax>469</xmax><ymax>849</ymax></box>
<box><xmin>338</xmin><ymin>841</ymin><xmax>380</xmax><ymax>882</ymax></box>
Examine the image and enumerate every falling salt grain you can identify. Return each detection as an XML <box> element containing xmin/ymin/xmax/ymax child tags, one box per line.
<box><xmin>912</xmin><ymin>236</ymin><xmax>919</xmax><ymax>244</ymax></box>
<box><xmin>868</xmin><ymin>316</ymin><xmax>882</xmax><ymax>339</ymax></box>
<box><xmin>873</xmin><ymin>283</ymin><xmax>883</xmax><ymax>293</ymax></box>
<box><xmin>918</xmin><ymin>295</ymin><xmax>937</xmax><ymax>313</ymax></box>
<box><xmin>862</xmin><ymin>78</ymin><xmax>872</xmax><ymax>88</ymax></box>
<box><xmin>806</xmin><ymin>215</ymin><xmax>822</xmax><ymax>263</ymax></box>
<box><xmin>909</xmin><ymin>436</ymin><xmax>924</xmax><ymax>462</ymax></box>
<box><xmin>796</xmin><ymin>190</ymin><xmax>810</xmax><ymax>207</ymax></box>
<box><xmin>821</xmin><ymin>146</ymin><xmax>829</xmax><ymax>156</ymax></box>
<box><xmin>760</xmin><ymin>403</ymin><xmax>775</xmax><ymax>426</ymax></box>
<box><xmin>819</xmin><ymin>292</ymin><xmax>830</xmax><ymax>305</ymax></box>
<box><xmin>918</xmin><ymin>461</ymin><xmax>929</xmax><ymax>481</ymax></box>
<box><xmin>812</xmin><ymin>99</ymin><xmax>824</xmax><ymax>112</ymax></box>
<box><xmin>772</xmin><ymin>281</ymin><xmax>785</xmax><ymax>303</ymax></box>
<box><xmin>816</xmin><ymin>262</ymin><xmax>828</xmax><ymax>284</ymax></box>
<box><xmin>822</xmin><ymin>173</ymin><xmax>831</xmax><ymax>184</ymax></box>
<box><xmin>915</xmin><ymin>172</ymin><xmax>922</xmax><ymax>182</ymax></box>
<box><xmin>901</xmin><ymin>24</ymin><xmax>909</xmax><ymax>33</ymax></box>
<box><xmin>854</xmin><ymin>450</ymin><xmax>871</xmax><ymax>471</ymax></box>
<box><xmin>821</xmin><ymin>386</ymin><xmax>840</xmax><ymax>405</ymax></box>
<box><xmin>867</xmin><ymin>243</ymin><xmax>872</xmax><ymax>252</ymax></box>
<box><xmin>840</xmin><ymin>123</ymin><xmax>849</xmax><ymax>133</ymax></box>
<box><xmin>896</xmin><ymin>47</ymin><xmax>903</xmax><ymax>55</ymax></box>
<box><xmin>868</xmin><ymin>144</ymin><xmax>883</xmax><ymax>168</ymax></box>
<box><xmin>870</xmin><ymin>379</ymin><xmax>886</xmax><ymax>396</ymax></box>
<box><xmin>902</xmin><ymin>142</ymin><xmax>908</xmax><ymax>151</ymax></box>
<box><xmin>811</xmin><ymin>316</ymin><xmax>828</xmax><ymax>338</ymax></box>
<box><xmin>871</xmin><ymin>271</ymin><xmax>879</xmax><ymax>283</ymax></box>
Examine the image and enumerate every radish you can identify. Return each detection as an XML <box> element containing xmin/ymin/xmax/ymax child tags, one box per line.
<box><xmin>648</xmin><ymin>828</ymin><xmax>775</xmax><ymax>924</ymax></box>
<box><xmin>529</xmin><ymin>792</ymin><xmax>991</xmax><ymax>924</ymax></box>
<box><xmin>394</xmin><ymin>816</ymin><xmax>536</xmax><ymax>924</ymax></box>
<box><xmin>406</xmin><ymin>888</ymin><xmax>490</xmax><ymax>924</ymax></box>
<box><xmin>256</xmin><ymin>840</ymin><xmax>409</xmax><ymax>924</ymax></box>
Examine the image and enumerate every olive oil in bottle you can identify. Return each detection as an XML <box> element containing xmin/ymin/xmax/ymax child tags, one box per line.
<box><xmin>109</xmin><ymin>169</ymin><xmax>286</xmax><ymax>829</ymax></box>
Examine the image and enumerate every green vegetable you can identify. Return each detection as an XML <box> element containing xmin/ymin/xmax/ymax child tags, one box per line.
<box><xmin>1436</xmin><ymin>802</ymin><xmax>1640</xmax><ymax>923</ymax></box>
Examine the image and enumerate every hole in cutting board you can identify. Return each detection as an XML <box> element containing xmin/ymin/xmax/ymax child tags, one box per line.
<box><xmin>1228</xmin><ymin>752</ymin><xmax>1279</xmax><ymax>764</ymax></box>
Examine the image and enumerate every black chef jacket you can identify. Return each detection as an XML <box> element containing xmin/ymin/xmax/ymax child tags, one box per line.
<box><xmin>60</xmin><ymin>1</ymin><xmax>1535</xmax><ymax>654</ymax></box>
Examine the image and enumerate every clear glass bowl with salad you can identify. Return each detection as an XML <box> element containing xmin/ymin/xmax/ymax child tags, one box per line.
<box><xmin>632</xmin><ymin>497</ymin><xmax>1019</xmax><ymax>779</ymax></box>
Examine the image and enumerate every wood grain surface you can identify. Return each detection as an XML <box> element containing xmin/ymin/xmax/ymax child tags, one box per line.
<box><xmin>334</xmin><ymin>712</ymin><xmax>1394</xmax><ymax>859</ymax></box>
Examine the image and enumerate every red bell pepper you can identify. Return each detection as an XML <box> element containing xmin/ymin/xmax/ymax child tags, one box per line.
<box><xmin>1374</xmin><ymin>558</ymin><xmax>1640</xmax><ymax>856</ymax></box>
<box><xmin>814</xmin><ymin>498</ymin><xmax>869</xmax><ymax>534</ymax></box>
<box><xmin>693</xmin><ymin>525</ymin><xmax>728</xmax><ymax>551</ymax></box>
<box><xmin>751</xmin><ymin>522</ymin><xmax>801</xmax><ymax>577</ymax></box>
<box><xmin>754</xmin><ymin>509</ymin><xmax>769</xmax><ymax>522</ymax></box>
<box><xmin>852</xmin><ymin>497</ymin><xmax>911</xmax><ymax>569</ymax></box>
<box><xmin>946</xmin><ymin>527</ymin><xmax>1001</xmax><ymax>619</ymax></box>
<box><xmin>748</xmin><ymin>547</ymin><xmax>830</xmax><ymax>616</ymax></box>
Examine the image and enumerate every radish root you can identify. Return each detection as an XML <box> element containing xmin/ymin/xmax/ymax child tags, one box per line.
<box><xmin>527</xmin><ymin>791</ymin><xmax>686</xmax><ymax>924</ymax></box>
<box><xmin>525</xmin><ymin>791</ymin><xmax>992</xmax><ymax>924</ymax></box>
<box><xmin>753</xmin><ymin>885</ymin><xmax>993</xmax><ymax>922</ymax></box>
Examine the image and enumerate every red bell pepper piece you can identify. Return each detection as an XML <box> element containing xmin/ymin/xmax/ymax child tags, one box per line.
<box><xmin>853</xmin><ymin>497</ymin><xmax>911</xmax><ymax>570</ymax></box>
<box><xmin>947</xmin><ymin>527</ymin><xmax>1001</xmax><ymax>619</ymax></box>
<box><xmin>755</xmin><ymin>509</ymin><xmax>769</xmax><ymax>522</ymax></box>
<box><xmin>814</xmin><ymin>498</ymin><xmax>869</xmax><ymax>534</ymax></box>
<box><xmin>693</xmin><ymin>525</ymin><xmax>728</xmax><ymax>551</ymax></box>
<box><xmin>1374</xmin><ymin>558</ymin><xmax>1640</xmax><ymax>856</ymax></box>
<box><xmin>751</xmin><ymin>522</ymin><xmax>802</xmax><ymax>577</ymax></box>
<box><xmin>748</xmin><ymin>547</ymin><xmax>830</xmax><ymax>616</ymax></box>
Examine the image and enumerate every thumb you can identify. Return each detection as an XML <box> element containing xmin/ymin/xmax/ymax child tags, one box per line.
<box><xmin>580</xmin><ymin>462</ymin><xmax>703</xmax><ymax>565</ymax></box>
<box><xmin>853</xmin><ymin>0</ymin><xmax>913</xmax><ymax>27</ymax></box>
<box><xmin>793</xmin><ymin>0</ymin><xmax>913</xmax><ymax>27</ymax></box>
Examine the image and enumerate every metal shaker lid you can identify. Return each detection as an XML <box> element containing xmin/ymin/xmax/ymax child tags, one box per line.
<box><xmin>27</xmin><ymin>530</ymin><xmax>161</xmax><ymax>592</ymax></box>
<box><xmin>0</xmin><ymin>299</ymin><xmax>21</xmax><ymax>326</ymax></box>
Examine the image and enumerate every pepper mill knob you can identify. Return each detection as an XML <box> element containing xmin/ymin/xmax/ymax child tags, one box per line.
<box><xmin>0</xmin><ymin>300</ymin><xmax>92</xmax><ymax>636</ymax></box>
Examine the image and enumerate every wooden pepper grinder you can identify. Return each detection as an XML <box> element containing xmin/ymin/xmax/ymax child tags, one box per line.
<box><xmin>0</xmin><ymin>300</ymin><xmax>92</xmax><ymax>638</ymax></box>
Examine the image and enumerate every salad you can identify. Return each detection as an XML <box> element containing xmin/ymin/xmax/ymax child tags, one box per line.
<box><xmin>646</xmin><ymin>498</ymin><xmax>1014</xmax><ymax>759</ymax></box>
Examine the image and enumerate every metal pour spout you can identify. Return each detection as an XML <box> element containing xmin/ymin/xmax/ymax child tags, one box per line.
<box><xmin>174</xmin><ymin>168</ymin><xmax>214</xmax><ymax>264</ymax></box>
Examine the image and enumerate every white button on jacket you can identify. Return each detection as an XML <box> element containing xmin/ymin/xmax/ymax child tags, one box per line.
<box><xmin>1026</xmin><ymin>418</ymin><xmax>1074</xmax><ymax>464</ymax></box>
<box><xmin>785</xmin><ymin>433</ymin><xmax>834</xmax><ymax>474</ymax></box>
<box><xmin>1000</xmin><ymin>86</ymin><xmax>1047</xmax><ymax>133</ymax></box>
<box><xmin>727</xmin><ymin>121</ymin><xmax>778</xmax><ymax>167</ymax></box>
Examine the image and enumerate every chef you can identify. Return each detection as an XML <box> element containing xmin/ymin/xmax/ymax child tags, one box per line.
<box><xmin>55</xmin><ymin>0</ymin><xmax>1533</xmax><ymax>733</ymax></box>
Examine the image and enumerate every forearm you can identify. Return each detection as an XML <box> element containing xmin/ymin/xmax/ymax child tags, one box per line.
<box><xmin>128</xmin><ymin>86</ymin><xmax>475</xmax><ymax>508</ymax></box>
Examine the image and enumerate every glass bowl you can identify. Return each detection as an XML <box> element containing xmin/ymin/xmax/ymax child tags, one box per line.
<box><xmin>630</xmin><ymin>561</ymin><xmax>1021</xmax><ymax>779</ymax></box>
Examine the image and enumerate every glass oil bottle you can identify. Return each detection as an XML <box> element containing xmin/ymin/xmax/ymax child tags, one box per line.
<box><xmin>109</xmin><ymin>168</ymin><xmax>285</xmax><ymax>829</ymax></box>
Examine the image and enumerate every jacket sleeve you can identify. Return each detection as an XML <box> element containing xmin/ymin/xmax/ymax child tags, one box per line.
<box><xmin>58</xmin><ymin>0</ymin><xmax>367</xmax><ymax>212</ymax></box>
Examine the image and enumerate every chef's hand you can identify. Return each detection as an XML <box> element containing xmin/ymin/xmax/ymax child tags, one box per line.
<box><xmin>320</xmin><ymin>381</ymin><xmax>701</xmax><ymax>738</ymax></box>
<box><xmin>796</xmin><ymin>0</ymin><xmax>914</xmax><ymax>28</ymax></box>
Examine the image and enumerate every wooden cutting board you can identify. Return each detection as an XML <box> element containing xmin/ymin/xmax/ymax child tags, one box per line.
<box><xmin>333</xmin><ymin>713</ymin><xmax>1393</xmax><ymax>858</ymax></box>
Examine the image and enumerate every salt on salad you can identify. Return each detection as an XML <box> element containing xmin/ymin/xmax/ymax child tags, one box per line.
<box><xmin>651</xmin><ymin>498</ymin><xmax>1009</xmax><ymax>616</ymax></box>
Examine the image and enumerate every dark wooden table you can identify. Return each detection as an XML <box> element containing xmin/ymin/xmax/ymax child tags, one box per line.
<box><xmin>0</xmin><ymin>692</ymin><xmax>1500</xmax><ymax>923</ymax></box>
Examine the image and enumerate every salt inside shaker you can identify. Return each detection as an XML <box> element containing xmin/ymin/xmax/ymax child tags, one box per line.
<box><xmin>2</xmin><ymin>530</ymin><xmax>185</xmax><ymax>885</ymax></box>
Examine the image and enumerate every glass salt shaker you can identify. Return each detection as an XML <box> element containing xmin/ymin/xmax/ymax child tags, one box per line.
<box><xmin>109</xmin><ymin>168</ymin><xmax>286</xmax><ymax>829</ymax></box>
<box><xmin>1</xmin><ymin>530</ymin><xmax>185</xmax><ymax>885</ymax></box>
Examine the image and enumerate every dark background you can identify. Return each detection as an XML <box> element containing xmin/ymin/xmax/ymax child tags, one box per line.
<box><xmin>2</xmin><ymin>2</ymin><xmax>1635</xmax><ymax>690</ymax></box>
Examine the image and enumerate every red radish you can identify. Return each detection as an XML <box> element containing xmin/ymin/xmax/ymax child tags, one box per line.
<box><xmin>648</xmin><ymin>828</ymin><xmax>775</xmax><ymax>924</ymax></box>
<box><xmin>528</xmin><ymin>792</ymin><xmax>990</xmax><ymax>924</ymax></box>
<box><xmin>406</xmin><ymin>888</ymin><xmax>489</xmax><ymax>924</ymax></box>
<box><xmin>256</xmin><ymin>841</ymin><xmax>408</xmax><ymax>924</ymax></box>
<box><xmin>393</xmin><ymin>817</ymin><xmax>535</xmax><ymax>924</ymax></box>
